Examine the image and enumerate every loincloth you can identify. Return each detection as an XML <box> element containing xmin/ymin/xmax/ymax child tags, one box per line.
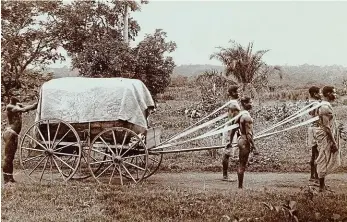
<box><xmin>315</xmin><ymin>128</ymin><xmax>341</xmax><ymax>177</ymax></box>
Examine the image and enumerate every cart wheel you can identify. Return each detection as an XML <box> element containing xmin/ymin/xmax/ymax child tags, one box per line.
<box><xmin>19</xmin><ymin>119</ymin><xmax>82</xmax><ymax>183</ymax></box>
<box><xmin>121</xmin><ymin>134</ymin><xmax>163</xmax><ymax>179</ymax></box>
<box><xmin>145</xmin><ymin>148</ymin><xmax>163</xmax><ymax>179</ymax></box>
<box><xmin>124</xmin><ymin>147</ymin><xmax>162</xmax><ymax>179</ymax></box>
<box><xmin>72</xmin><ymin>144</ymin><xmax>109</xmax><ymax>180</ymax></box>
<box><xmin>88</xmin><ymin>127</ymin><xmax>148</xmax><ymax>185</ymax></box>
<box><xmin>68</xmin><ymin>146</ymin><xmax>93</xmax><ymax>179</ymax></box>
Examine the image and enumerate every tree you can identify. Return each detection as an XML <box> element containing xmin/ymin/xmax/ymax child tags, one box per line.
<box><xmin>133</xmin><ymin>29</ymin><xmax>177</xmax><ymax>96</ymax></box>
<box><xmin>56</xmin><ymin>0</ymin><xmax>143</xmax><ymax>54</ymax></box>
<box><xmin>55</xmin><ymin>0</ymin><xmax>143</xmax><ymax>77</ymax></box>
<box><xmin>71</xmin><ymin>36</ymin><xmax>136</xmax><ymax>77</ymax></box>
<box><xmin>56</xmin><ymin>1</ymin><xmax>176</xmax><ymax>97</ymax></box>
<box><xmin>1</xmin><ymin>1</ymin><xmax>64</xmax><ymax>102</ymax></box>
<box><xmin>210</xmin><ymin>40</ymin><xmax>282</xmax><ymax>98</ymax></box>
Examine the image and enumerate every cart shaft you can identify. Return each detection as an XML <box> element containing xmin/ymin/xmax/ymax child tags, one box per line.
<box><xmin>149</xmin><ymin>145</ymin><xmax>225</xmax><ymax>154</ymax></box>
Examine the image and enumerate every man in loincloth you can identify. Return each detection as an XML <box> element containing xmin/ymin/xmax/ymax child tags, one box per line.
<box><xmin>234</xmin><ymin>96</ymin><xmax>256</xmax><ymax>189</ymax></box>
<box><xmin>222</xmin><ymin>85</ymin><xmax>241</xmax><ymax>181</ymax></box>
<box><xmin>307</xmin><ymin>86</ymin><xmax>321</xmax><ymax>182</ymax></box>
<box><xmin>315</xmin><ymin>86</ymin><xmax>341</xmax><ymax>192</ymax></box>
<box><xmin>2</xmin><ymin>97</ymin><xmax>38</xmax><ymax>183</ymax></box>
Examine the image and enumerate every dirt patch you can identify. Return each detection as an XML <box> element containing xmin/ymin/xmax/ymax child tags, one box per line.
<box><xmin>145</xmin><ymin>172</ymin><xmax>347</xmax><ymax>194</ymax></box>
<box><xmin>7</xmin><ymin>170</ymin><xmax>347</xmax><ymax>194</ymax></box>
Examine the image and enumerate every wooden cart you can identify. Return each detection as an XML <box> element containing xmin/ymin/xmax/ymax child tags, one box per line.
<box><xmin>19</xmin><ymin>77</ymin><xmax>162</xmax><ymax>185</ymax></box>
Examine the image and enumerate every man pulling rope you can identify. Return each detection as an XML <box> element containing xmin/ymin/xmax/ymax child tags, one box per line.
<box><xmin>234</xmin><ymin>96</ymin><xmax>256</xmax><ymax>189</ymax></box>
<box><xmin>222</xmin><ymin>86</ymin><xmax>259</xmax><ymax>182</ymax></box>
<box><xmin>315</xmin><ymin>86</ymin><xmax>341</xmax><ymax>192</ymax></box>
<box><xmin>222</xmin><ymin>85</ymin><xmax>242</xmax><ymax>182</ymax></box>
<box><xmin>307</xmin><ymin>86</ymin><xmax>321</xmax><ymax>183</ymax></box>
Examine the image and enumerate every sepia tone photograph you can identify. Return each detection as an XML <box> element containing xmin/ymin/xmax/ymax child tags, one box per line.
<box><xmin>1</xmin><ymin>0</ymin><xmax>347</xmax><ymax>221</ymax></box>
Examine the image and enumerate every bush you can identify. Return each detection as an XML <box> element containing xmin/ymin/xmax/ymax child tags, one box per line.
<box><xmin>170</xmin><ymin>75</ymin><xmax>188</xmax><ymax>87</ymax></box>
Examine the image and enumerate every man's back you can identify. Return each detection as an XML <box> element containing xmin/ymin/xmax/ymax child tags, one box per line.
<box><xmin>318</xmin><ymin>102</ymin><xmax>335</xmax><ymax>131</ymax></box>
<box><xmin>308</xmin><ymin>100</ymin><xmax>320</xmax><ymax>126</ymax></box>
<box><xmin>238</xmin><ymin>111</ymin><xmax>253</xmax><ymax>136</ymax></box>
<box><xmin>228</xmin><ymin>99</ymin><xmax>241</xmax><ymax>115</ymax></box>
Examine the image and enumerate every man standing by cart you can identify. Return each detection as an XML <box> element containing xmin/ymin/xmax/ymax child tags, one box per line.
<box><xmin>2</xmin><ymin>97</ymin><xmax>37</xmax><ymax>183</ymax></box>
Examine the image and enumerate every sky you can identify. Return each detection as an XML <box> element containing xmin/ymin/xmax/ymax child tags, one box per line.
<box><xmin>52</xmin><ymin>1</ymin><xmax>347</xmax><ymax>68</ymax></box>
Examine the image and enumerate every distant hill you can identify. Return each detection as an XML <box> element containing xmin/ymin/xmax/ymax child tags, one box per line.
<box><xmin>46</xmin><ymin>66</ymin><xmax>79</xmax><ymax>78</ymax></box>
<box><xmin>173</xmin><ymin>64</ymin><xmax>224</xmax><ymax>77</ymax></box>
<box><xmin>47</xmin><ymin>64</ymin><xmax>347</xmax><ymax>87</ymax></box>
<box><xmin>274</xmin><ymin>64</ymin><xmax>347</xmax><ymax>87</ymax></box>
<box><xmin>173</xmin><ymin>64</ymin><xmax>347</xmax><ymax>87</ymax></box>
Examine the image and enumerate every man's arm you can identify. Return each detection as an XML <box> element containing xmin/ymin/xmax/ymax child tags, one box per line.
<box><xmin>308</xmin><ymin>108</ymin><xmax>317</xmax><ymax>117</ymax></box>
<box><xmin>319</xmin><ymin>105</ymin><xmax>337</xmax><ymax>149</ymax></box>
<box><xmin>7</xmin><ymin>102</ymin><xmax>37</xmax><ymax>113</ymax></box>
<box><xmin>228</xmin><ymin>109</ymin><xmax>240</xmax><ymax>146</ymax></box>
<box><xmin>243</xmin><ymin>116</ymin><xmax>255</xmax><ymax>149</ymax></box>
<box><xmin>308</xmin><ymin>101</ymin><xmax>319</xmax><ymax>116</ymax></box>
<box><xmin>229</xmin><ymin>125</ymin><xmax>238</xmax><ymax>145</ymax></box>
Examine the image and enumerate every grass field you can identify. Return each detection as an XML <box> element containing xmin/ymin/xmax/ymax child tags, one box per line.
<box><xmin>2</xmin><ymin>178</ymin><xmax>347</xmax><ymax>222</ymax></box>
<box><xmin>1</xmin><ymin>84</ymin><xmax>347</xmax><ymax>221</ymax></box>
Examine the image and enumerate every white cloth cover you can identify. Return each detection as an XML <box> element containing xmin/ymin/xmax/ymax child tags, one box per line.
<box><xmin>35</xmin><ymin>77</ymin><xmax>155</xmax><ymax>129</ymax></box>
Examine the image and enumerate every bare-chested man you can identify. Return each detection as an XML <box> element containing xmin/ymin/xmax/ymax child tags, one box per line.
<box><xmin>235</xmin><ymin>96</ymin><xmax>256</xmax><ymax>189</ymax></box>
<box><xmin>315</xmin><ymin>86</ymin><xmax>341</xmax><ymax>192</ymax></box>
<box><xmin>307</xmin><ymin>86</ymin><xmax>321</xmax><ymax>182</ymax></box>
<box><xmin>2</xmin><ymin>97</ymin><xmax>37</xmax><ymax>183</ymax></box>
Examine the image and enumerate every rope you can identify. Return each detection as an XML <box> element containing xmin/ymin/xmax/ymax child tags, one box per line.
<box><xmin>154</xmin><ymin>104</ymin><xmax>322</xmax><ymax>151</ymax></box>
<box><xmin>256</xmin><ymin>102</ymin><xmax>322</xmax><ymax>136</ymax></box>
<box><xmin>255</xmin><ymin>116</ymin><xmax>319</xmax><ymax>140</ymax></box>
<box><xmin>210</xmin><ymin>110</ymin><xmax>247</xmax><ymax>133</ymax></box>
<box><xmin>153</xmin><ymin>123</ymin><xmax>239</xmax><ymax>150</ymax></box>
<box><xmin>164</xmin><ymin>113</ymin><xmax>228</xmax><ymax>143</ymax></box>
<box><xmin>157</xmin><ymin>99</ymin><xmax>236</xmax><ymax>146</ymax></box>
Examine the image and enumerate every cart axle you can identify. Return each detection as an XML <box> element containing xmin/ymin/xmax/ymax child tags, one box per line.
<box><xmin>112</xmin><ymin>155</ymin><xmax>123</xmax><ymax>164</ymax></box>
<box><xmin>45</xmin><ymin>148</ymin><xmax>55</xmax><ymax>156</ymax></box>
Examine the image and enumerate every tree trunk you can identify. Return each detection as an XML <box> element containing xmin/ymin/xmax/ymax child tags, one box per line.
<box><xmin>123</xmin><ymin>5</ymin><xmax>129</xmax><ymax>44</ymax></box>
<box><xmin>240</xmin><ymin>83</ymin><xmax>261</xmax><ymax>105</ymax></box>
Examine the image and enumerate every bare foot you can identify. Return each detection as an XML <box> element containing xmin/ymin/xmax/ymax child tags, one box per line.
<box><xmin>309</xmin><ymin>178</ymin><xmax>319</xmax><ymax>184</ymax></box>
<box><xmin>3</xmin><ymin>175</ymin><xmax>16</xmax><ymax>184</ymax></box>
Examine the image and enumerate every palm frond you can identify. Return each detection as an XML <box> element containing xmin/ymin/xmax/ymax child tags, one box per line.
<box><xmin>210</xmin><ymin>40</ymin><xmax>275</xmax><ymax>95</ymax></box>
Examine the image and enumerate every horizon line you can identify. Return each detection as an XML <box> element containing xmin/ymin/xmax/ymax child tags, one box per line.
<box><xmin>48</xmin><ymin>63</ymin><xmax>347</xmax><ymax>69</ymax></box>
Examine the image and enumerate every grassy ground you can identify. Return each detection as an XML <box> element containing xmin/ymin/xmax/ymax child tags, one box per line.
<box><xmin>2</xmin><ymin>178</ymin><xmax>347</xmax><ymax>222</ymax></box>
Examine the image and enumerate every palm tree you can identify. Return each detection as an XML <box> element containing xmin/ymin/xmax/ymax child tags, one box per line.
<box><xmin>210</xmin><ymin>40</ymin><xmax>282</xmax><ymax>98</ymax></box>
